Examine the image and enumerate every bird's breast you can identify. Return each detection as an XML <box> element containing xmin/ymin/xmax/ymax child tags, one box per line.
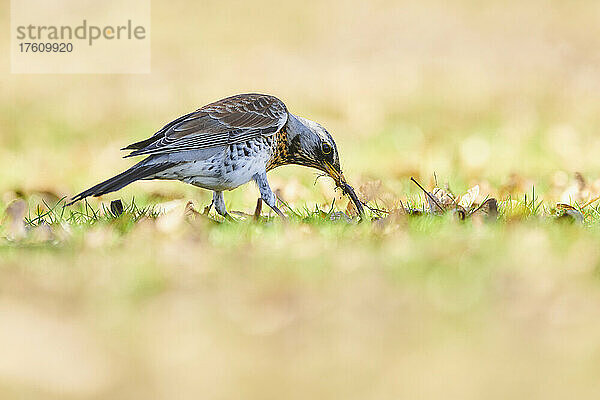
<box><xmin>266</xmin><ymin>128</ymin><xmax>289</xmax><ymax>171</ymax></box>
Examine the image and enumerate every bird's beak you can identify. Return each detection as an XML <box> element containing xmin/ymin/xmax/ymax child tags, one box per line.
<box><xmin>324</xmin><ymin>161</ymin><xmax>365</xmax><ymax>217</ymax></box>
<box><xmin>323</xmin><ymin>161</ymin><xmax>346</xmax><ymax>187</ymax></box>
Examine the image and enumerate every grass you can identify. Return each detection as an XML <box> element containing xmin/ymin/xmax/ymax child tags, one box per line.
<box><xmin>3</xmin><ymin>191</ymin><xmax>600</xmax><ymax>399</ymax></box>
<box><xmin>3</xmin><ymin>184</ymin><xmax>600</xmax><ymax>399</ymax></box>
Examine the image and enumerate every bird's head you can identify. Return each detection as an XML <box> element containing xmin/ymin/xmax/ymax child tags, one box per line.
<box><xmin>286</xmin><ymin>114</ymin><xmax>342</xmax><ymax>183</ymax></box>
<box><xmin>285</xmin><ymin>114</ymin><xmax>364</xmax><ymax>215</ymax></box>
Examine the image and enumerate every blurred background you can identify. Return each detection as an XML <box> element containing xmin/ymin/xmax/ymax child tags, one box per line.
<box><xmin>2</xmin><ymin>0</ymin><xmax>600</xmax><ymax>399</ymax></box>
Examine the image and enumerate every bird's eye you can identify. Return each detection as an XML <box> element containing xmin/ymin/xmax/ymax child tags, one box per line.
<box><xmin>321</xmin><ymin>142</ymin><xmax>332</xmax><ymax>155</ymax></box>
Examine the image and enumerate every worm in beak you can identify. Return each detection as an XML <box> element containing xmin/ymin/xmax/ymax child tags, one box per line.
<box><xmin>324</xmin><ymin>162</ymin><xmax>365</xmax><ymax>217</ymax></box>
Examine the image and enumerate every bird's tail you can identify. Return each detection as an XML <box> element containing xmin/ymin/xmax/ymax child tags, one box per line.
<box><xmin>67</xmin><ymin>161</ymin><xmax>176</xmax><ymax>206</ymax></box>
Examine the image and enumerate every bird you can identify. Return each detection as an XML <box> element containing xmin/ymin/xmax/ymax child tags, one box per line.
<box><xmin>67</xmin><ymin>93</ymin><xmax>364</xmax><ymax>218</ymax></box>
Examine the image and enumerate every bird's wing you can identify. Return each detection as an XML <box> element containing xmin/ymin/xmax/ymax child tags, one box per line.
<box><xmin>122</xmin><ymin>93</ymin><xmax>288</xmax><ymax>157</ymax></box>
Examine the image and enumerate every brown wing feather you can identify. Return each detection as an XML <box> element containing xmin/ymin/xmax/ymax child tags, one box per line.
<box><xmin>123</xmin><ymin>93</ymin><xmax>288</xmax><ymax>157</ymax></box>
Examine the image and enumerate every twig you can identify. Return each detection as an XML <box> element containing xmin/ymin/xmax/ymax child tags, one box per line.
<box><xmin>410</xmin><ymin>177</ymin><xmax>444</xmax><ymax>213</ymax></box>
<box><xmin>360</xmin><ymin>200</ymin><xmax>389</xmax><ymax>216</ymax></box>
<box><xmin>582</xmin><ymin>196</ymin><xmax>600</xmax><ymax>209</ymax></box>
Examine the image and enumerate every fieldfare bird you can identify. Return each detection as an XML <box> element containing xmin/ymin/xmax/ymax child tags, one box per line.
<box><xmin>68</xmin><ymin>93</ymin><xmax>364</xmax><ymax>218</ymax></box>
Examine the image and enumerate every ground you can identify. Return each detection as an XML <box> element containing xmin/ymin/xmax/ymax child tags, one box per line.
<box><xmin>2</xmin><ymin>0</ymin><xmax>600</xmax><ymax>399</ymax></box>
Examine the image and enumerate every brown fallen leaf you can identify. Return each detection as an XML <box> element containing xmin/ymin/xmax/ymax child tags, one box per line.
<box><xmin>372</xmin><ymin>209</ymin><xmax>407</xmax><ymax>233</ymax></box>
<box><xmin>432</xmin><ymin>187</ymin><xmax>457</xmax><ymax>209</ymax></box>
<box><xmin>183</xmin><ymin>199</ymin><xmax>221</xmax><ymax>224</ymax></box>
<box><xmin>357</xmin><ymin>180</ymin><xmax>401</xmax><ymax>211</ymax></box>
<box><xmin>411</xmin><ymin>177</ymin><xmax>497</xmax><ymax>222</ymax></box>
<box><xmin>30</xmin><ymin>223</ymin><xmax>54</xmax><ymax>243</ymax></box>
<box><xmin>346</xmin><ymin>199</ymin><xmax>359</xmax><ymax>218</ymax></box>
<box><xmin>560</xmin><ymin>172</ymin><xmax>590</xmax><ymax>204</ymax></box>
<box><xmin>30</xmin><ymin>189</ymin><xmax>64</xmax><ymax>206</ymax></box>
<box><xmin>359</xmin><ymin>180</ymin><xmax>383</xmax><ymax>203</ymax></box>
<box><xmin>184</xmin><ymin>200</ymin><xmax>201</xmax><ymax>219</ymax></box>
<box><xmin>471</xmin><ymin>198</ymin><xmax>499</xmax><ymax>223</ymax></box>
<box><xmin>183</xmin><ymin>200</ymin><xmax>215</xmax><ymax>233</ymax></box>
<box><xmin>556</xmin><ymin>203</ymin><xmax>578</xmax><ymax>212</ymax></box>
<box><xmin>499</xmin><ymin>173</ymin><xmax>533</xmax><ymax>197</ymax></box>
<box><xmin>555</xmin><ymin>203</ymin><xmax>584</xmax><ymax>223</ymax></box>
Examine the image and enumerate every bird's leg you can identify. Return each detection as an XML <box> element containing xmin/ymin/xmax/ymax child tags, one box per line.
<box><xmin>212</xmin><ymin>191</ymin><xmax>234</xmax><ymax>221</ymax></box>
<box><xmin>254</xmin><ymin>198</ymin><xmax>263</xmax><ymax>221</ymax></box>
<box><xmin>253</xmin><ymin>172</ymin><xmax>286</xmax><ymax>218</ymax></box>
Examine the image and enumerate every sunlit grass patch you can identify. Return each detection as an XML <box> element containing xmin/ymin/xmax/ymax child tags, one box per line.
<box><xmin>2</xmin><ymin>174</ymin><xmax>600</xmax><ymax>250</ymax></box>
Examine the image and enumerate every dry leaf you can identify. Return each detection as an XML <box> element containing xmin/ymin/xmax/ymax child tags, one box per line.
<box><xmin>30</xmin><ymin>223</ymin><xmax>54</xmax><ymax>243</ymax></box>
<box><xmin>471</xmin><ymin>198</ymin><xmax>499</xmax><ymax>224</ymax></box>
<box><xmin>184</xmin><ymin>200</ymin><xmax>201</xmax><ymax>219</ymax></box>
<box><xmin>425</xmin><ymin>190</ymin><xmax>445</xmax><ymax>214</ymax></box>
<box><xmin>458</xmin><ymin>185</ymin><xmax>480</xmax><ymax>209</ymax></box>
<box><xmin>432</xmin><ymin>187</ymin><xmax>456</xmax><ymax>209</ymax></box>
<box><xmin>556</xmin><ymin>203</ymin><xmax>584</xmax><ymax>223</ymax></box>
<box><xmin>346</xmin><ymin>199</ymin><xmax>359</xmax><ymax>218</ymax></box>
<box><xmin>5</xmin><ymin>199</ymin><xmax>27</xmax><ymax>240</ymax></box>
<box><xmin>410</xmin><ymin>178</ymin><xmax>446</xmax><ymax>215</ymax></box>
<box><xmin>480</xmin><ymin>198</ymin><xmax>498</xmax><ymax>218</ymax></box>
<box><xmin>560</xmin><ymin>172</ymin><xmax>590</xmax><ymax>204</ymax></box>
<box><xmin>183</xmin><ymin>200</ymin><xmax>215</xmax><ymax>232</ymax></box>
<box><xmin>556</xmin><ymin>203</ymin><xmax>578</xmax><ymax>212</ymax></box>
<box><xmin>556</xmin><ymin>203</ymin><xmax>585</xmax><ymax>223</ymax></box>
<box><xmin>372</xmin><ymin>209</ymin><xmax>406</xmax><ymax>232</ymax></box>
<box><xmin>359</xmin><ymin>181</ymin><xmax>382</xmax><ymax>203</ymax></box>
